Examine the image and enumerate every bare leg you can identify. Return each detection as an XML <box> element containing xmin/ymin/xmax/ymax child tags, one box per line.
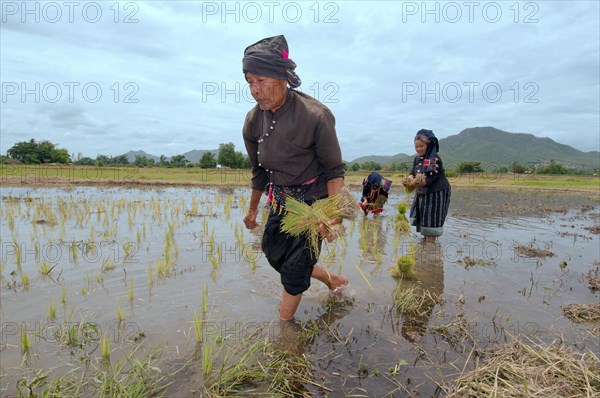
<box><xmin>312</xmin><ymin>264</ymin><xmax>348</xmax><ymax>290</ymax></box>
<box><xmin>280</xmin><ymin>264</ymin><xmax>348</xmax><ymax>320</ymax></box>
<box><xmin>424</xmin><ymin>235</ymin><xmax>437</xmax><ymax>243</ymax></box>
<box><xmin>280</xmin><ymin>290</ymin><xmax>303</xmax><ymax>321</ymax></box>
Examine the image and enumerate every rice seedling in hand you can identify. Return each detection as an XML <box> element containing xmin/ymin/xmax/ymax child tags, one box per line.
<box><xmin>281</xmin><ymin>188</ymin><xmax>358</xmax><ymax>257</ymax></box>
<box><xmin>401</xmin><ymin>173</ymin><xmax>426</xmax><ymax>193</ymax></box>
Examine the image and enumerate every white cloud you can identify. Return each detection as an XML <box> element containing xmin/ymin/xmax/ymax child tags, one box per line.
<box><xmin>1</xmin><ymin>1</ymin><xmax>598</xmax><ymax>160</ymax></box>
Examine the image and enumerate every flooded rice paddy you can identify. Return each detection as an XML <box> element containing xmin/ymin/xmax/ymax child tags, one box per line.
<box><xmin>1</xmin><ymin>186</ymin><xmax>599</xmax><ymax>397</ymax></box>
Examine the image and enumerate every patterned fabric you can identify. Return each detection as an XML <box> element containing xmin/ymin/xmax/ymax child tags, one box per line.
<box><xmin>409</xmin><ymin>189</ymin><xmax>451</xmax><ymax>237</ymax></box>
<box><xmin>415</xmin><ymin>129</ymin><xmax>439</xmax><ymax>173</ymax></box>
<box><xmin>411</xmin><ymin>155</ymin><xmax>450</xmax><ymax>195</ymax></box>
<box><xmin>360</xmin><ymin>172</ymin><xmax>391</xmax><ymax>214</ymax></box>
<box><xmin>243</xmin><ymin>35</ymin><xmax>302</xmax><ymax>88</ymax></box>
<box><xmin>267</xmin><ymin>176</ymin><xmax>321</xmax><ymax>214</ymax></box>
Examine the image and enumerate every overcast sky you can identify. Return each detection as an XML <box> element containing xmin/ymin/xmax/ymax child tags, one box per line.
<box><xmin>1</xmin><ymin>1</ymin><xmax>599</xmax><ymax>161</ymax></box>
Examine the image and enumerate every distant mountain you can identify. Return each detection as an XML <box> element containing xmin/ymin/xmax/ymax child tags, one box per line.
<box><xmin>181</xmin><ymin>149</ymin><xmax>219</xmax><ymax>164</ymax></box>
<box><xmin>123</xmin><ymin>149</ymin><xmax>219</xmax><ymax>164</ymax></box>
<box><xmin>349</xmin><ymin>127</ymin><xmax>600</xmax><ymax>171</ymax></box>
<box><xmin>124</xmin><ymin>150</ymin><xmax>160</xmax><ymax>163</ymax></box>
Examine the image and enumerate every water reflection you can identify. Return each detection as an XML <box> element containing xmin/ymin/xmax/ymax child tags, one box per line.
<box><xmin>359</xmin><ymin>217</ymin><xmax>387</xmax><ymax>264</ymax></box>
<box><xmin>394</xmin><ymin>243</ymin><xmax>445</xmax><ymax>343</ymax></box>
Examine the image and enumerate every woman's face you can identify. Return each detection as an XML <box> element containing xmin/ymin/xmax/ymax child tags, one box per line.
<box><xmin>415</xmin><ymin>139</ymin><xmax>428</xmax><ymax>156</ymax></box>
<box><xmin>245</xmin><ymin>72</ymin><xmax>288</xmax><ymax>112</ymax></box>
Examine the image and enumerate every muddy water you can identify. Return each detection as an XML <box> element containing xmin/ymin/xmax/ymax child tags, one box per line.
<box><xmin>1</xmin><ymin>186</ymin><xmax>598</xmax><ymax>396</ymax></box>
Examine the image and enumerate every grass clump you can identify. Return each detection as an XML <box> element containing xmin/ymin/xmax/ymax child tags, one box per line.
<box><xmin>393</xmin><ymin>285</ymin><xmax>441</xmax><ymax>316</ymax></box>
<box><xmin>562</xmin><ymin>303</ymin><xmax>600</xmax><ymax>323</ymax></box>
<box><xmin>514</xmin><ymin>244</ymin><xmax>555</xmax><ymax>258</ymax></box>
<box><xmin>280</xmin><ymin>188</ymin><xmax>358</xmax><ymax>257</ymax></box>
<box><xmin>446</xmin><ymin>338</ymin><xmax>600</xmax><ymax>397</ymax></box>
<box><xmin>15</xmin><ymin>346</ymin><xmax>169</xmax><ymax>397</ymax></box>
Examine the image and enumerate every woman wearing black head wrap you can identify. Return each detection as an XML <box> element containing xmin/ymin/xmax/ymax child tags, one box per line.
<box><xmin>402</xmin><ymin>129</ymin><xmax>451</xmax><ymax>242</ymax></box>
<box><xmin>241</xmin><ymin>35</ymin><xmax>347</xmax><ymax>321</ymax></box>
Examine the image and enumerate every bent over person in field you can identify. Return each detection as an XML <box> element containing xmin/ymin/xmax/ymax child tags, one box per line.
<box><xmin>241</xmin><ymin>35</ymin><xmax>348</xmax><ymax>321</ymax></box>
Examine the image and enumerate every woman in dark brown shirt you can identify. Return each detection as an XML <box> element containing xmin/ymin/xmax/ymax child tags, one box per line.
<box><xmin>241</xmin><ymin>35</ymin><xmax>348</xmax><ymax>321</ymax></box>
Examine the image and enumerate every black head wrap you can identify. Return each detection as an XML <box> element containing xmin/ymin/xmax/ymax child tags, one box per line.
<box><xmin>415</xmin><ymin>129</ymin><xmax>439</xmax><ymax>173</ymax></box>
<box><xmin>242</xmin><ymin>35</ymin><xmax>302</xmax><ymax>88</ymax></box>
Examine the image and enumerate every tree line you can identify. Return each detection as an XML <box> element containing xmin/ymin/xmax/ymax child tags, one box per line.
<box><xmin>1</xmin><ymin>139</ymin><xmax>587</xmax><ymax>175</ymax></box>
<box><xmin>1</xmin><ymin>140</ymin><xmax>250</xmax><ymax>169</ymax></box>
<box><xmin>345</xmin><ymin>160</ymin><xmax>576</xmax><ymax>175</ymax></box>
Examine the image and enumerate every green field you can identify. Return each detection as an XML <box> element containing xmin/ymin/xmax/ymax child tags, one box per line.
<box><xmin>1</xmin><ymin>165</ymin><xmax>599</xmax><ymax>193</ymax></box>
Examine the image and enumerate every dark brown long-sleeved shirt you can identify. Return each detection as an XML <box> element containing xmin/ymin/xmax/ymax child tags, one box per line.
<box><xmin>243</xmin><ymin>89</ymin><xmax>345</xmax><ymax>200</ymax></box>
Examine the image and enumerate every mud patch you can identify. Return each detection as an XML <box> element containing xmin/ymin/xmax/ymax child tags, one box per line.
<box><xmin>514</xmin><ymin>244</ymin><xmax>555</xmax><ymax>258</ymax></box>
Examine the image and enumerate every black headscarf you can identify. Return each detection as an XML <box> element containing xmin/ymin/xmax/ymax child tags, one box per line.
<box><xmin>242</xmin><ymin>35</ymin><xmax>302</xmax><ymax>88</ymax></box>
<box><xmin>415</xmin><ymin>129</ymin><xmax>439</xmax><ymax>173</ymax></box>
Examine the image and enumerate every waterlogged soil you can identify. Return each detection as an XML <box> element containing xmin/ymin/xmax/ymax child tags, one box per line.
<box><xmin>1</xmin><ymin>186</ymin><xmax>599</xmax><ymax>397</ymax></box>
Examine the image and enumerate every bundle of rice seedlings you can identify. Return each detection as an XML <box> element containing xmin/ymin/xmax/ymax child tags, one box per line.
<box><xmin>395</xmin><ymin>201</ymin><xmax>410</xmax><ymax>232</ymax></box>
<box><xmin>401</xmin><ymin>174</ymin><xmax>425</xmax><ymax>193</ymax></box>
<box><xmin>281</xmin><ymin>188</ymin><xmax>358</xmax><ymax>257</ymax></box>
<box><xmin>396</xmin><ymin>201</ymin><xmax>409</xmax><ymax>214</ymax></box>
<box><xmin>390</xmin><ymin>244</ymin><xmax>416</xmax><ymax>279</ymax></box>
<box><xmin>447</xmin><ymin>338</ymin><xmax>600</xmax><ymax>398</ymax></box>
